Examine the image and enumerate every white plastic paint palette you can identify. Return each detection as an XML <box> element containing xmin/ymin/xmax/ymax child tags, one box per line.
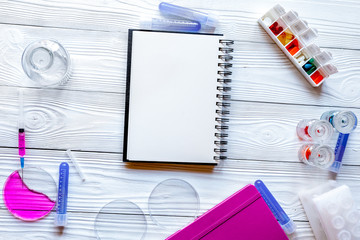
<box><xmin>314</xmin><ymin>185</ymin><xmax>360</xmax><ymax>240</ymax></box>
<box><xmin>299</xmin><ymin>181</ymin><xmax>360</xmax><ymax>240</ymax></box>
<box><xmin>258</xmin><ymin>4</ymin><xmax>338</xmax><ymax>87</ymax></box>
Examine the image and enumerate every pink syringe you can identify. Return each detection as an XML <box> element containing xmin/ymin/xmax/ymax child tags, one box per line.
<box><xmin>18</xmin><ymin>89</ymin><xmax>25</xmax><ymax>178</ymax></box>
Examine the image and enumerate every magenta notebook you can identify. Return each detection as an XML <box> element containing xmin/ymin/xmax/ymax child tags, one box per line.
<box><xmin>166</xmin><ymin>185</ymin><xmax>289</xmax><ymax>240</ymax></box>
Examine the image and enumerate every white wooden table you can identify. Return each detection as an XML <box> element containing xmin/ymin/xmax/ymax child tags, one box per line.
<box><xmin>0</xmin><ymin>0</ymin><xmax>359</xmax><ymax>239</ymax></box>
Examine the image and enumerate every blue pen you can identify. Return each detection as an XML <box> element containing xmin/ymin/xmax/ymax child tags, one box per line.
<box><xmin>159</xmin><ymin>2</ymin><xmax>218</xmax><ymax>28</ymax></box>
<box><xmin>55</xmin><ymin>162</ymin><xmax>69</xmax><ymax>226</ymax></box>
<box><xmin>255</xmin><ymin>180</ymin><xmax>296</xmax><ymax>234</ymax></box>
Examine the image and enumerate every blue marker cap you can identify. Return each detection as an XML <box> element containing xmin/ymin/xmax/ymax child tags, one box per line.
<box><xmin>255</xmin><ymin>180</ymin><xmax>296</xmax><ymax>234</ymax></box>
<box><xmin>55</xmin><ymin>162</ymin><xmax>69</xmax><ymax>226</ymax></box>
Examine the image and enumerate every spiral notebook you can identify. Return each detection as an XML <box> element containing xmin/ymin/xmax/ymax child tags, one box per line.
<box><xmin>123</xmin><ymin>29</ymin><xmax>233</xmax><ymax>164</ymax></box>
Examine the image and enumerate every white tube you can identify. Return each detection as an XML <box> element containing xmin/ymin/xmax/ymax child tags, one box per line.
<box><xmin>66</xmin><ymin>149</ymin><xmax>86</xmax><ymax>181</ymax></box>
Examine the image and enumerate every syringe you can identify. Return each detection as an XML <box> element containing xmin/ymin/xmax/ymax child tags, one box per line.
<box><xmin>18</xmin><ymin>89</ymin><xmax>25</xmax><ymax>180</ymax></box>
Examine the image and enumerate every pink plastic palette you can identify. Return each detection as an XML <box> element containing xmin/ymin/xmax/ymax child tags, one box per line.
<box><xmin>259</xmin><ymin>5</ymin><xmax>338</xmax><ymax>87</ymax></box>
<box><xmin>3</xmin><ymin>167</ymin><xmax>57</xmax><ymax>221</ymax></box>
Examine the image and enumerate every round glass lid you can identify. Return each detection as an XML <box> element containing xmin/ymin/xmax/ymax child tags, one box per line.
<box><xmin>95</xmin><ymin>199</ymin><xmax>147</xmax><ymax>240</ymax></box>
<box><xmin>148</xmin><ymin>178</ymin><xmax>200</xmax><ymax>230</ymax></box>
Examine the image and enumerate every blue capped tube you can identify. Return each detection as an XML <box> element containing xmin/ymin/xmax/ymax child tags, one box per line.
<box><xmin>55</xmin><ymin>162</ymin><xmax>69</xmax><ymax>226</ymax></box>
<box><xmin>140</xmin><ymin>18</ymin><xmax>201</xmax><ymax>32</ymax></box>
<box><xmin>159</xmin><ymin>2</ymin><xmax>218</xmax><ymax>27</ymax></box>
<box><xmin>321</xmin><ymin>111</ymin><xmax>357</xmax><ymax>173</ymax></box>
<box><xmin>255</xmin><ymin>180</ymin><xmax>296</xmax><ymax>234</ymax></box>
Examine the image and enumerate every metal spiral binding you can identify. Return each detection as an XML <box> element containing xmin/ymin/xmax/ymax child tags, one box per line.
<box><xmin>214</xmin><ymin>39</ymin><xmax>233</xmax><ymax>161</ymax></box>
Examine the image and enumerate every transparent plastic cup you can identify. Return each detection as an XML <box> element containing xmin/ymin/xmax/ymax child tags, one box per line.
<box><xmin>95</xmin><ymin>199</ymin><xmax>147</xmax><ymax>240</ymax></box>
<box><xmin>296</xmin><ymin>119</ymin><xmax>333</xmax><ymax>141</ymax></box>
<box><xmin>321</xmin><ymin>111</ymin><xmax>358</xmax><ymax>134</ymax></box>
<box><xmin>298</xmin><ymin>144</ymin><xmax>335</xmax><ymax>169</ymax></box>
<box><xmin>22</xmin><ymin>39</ymin><xmax>71</xmax><ymax>87</ymax></box>
<box><xmin>148</xmin><ymin>179</ymin><xmax>199</xmax><ymax>230</ymax></box>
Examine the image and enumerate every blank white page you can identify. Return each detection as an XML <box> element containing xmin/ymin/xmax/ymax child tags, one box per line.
<box><xmin>125</xmin><ymin>30</ymin><xmax>221</xmax><ymax>163</ymax></box>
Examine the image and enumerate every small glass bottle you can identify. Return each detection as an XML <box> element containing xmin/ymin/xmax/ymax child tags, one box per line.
<box><xmin>321</xmin><ymin>111</ymin><xmax>358</xmax><ymax>134</ymax></box>
<box><xmin>296</xmin><ymin>119</ymin><xmax>333</xmax><ymax>141</ymax></box>
<box><xmin>298</xmin><ymin>144</ymin><xmax>335</xmax><ymax>169</ymax></box>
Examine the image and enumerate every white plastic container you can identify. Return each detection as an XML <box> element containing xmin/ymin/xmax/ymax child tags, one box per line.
<box><xmin>258</xmin><ymin>5</ymin><xmax>337</xmax><ymax>87</ymax></box>
<box><xmin>299</xmin><ymin>182</ymin><xmax>360</xmax><ymax>240</ymax></box>
<box><xmin>314</xmin><ymin>185</ymin><xmax>360</xmax><ymax>240</ymax></box>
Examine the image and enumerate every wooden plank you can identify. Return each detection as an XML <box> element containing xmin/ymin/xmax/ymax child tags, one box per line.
<box><xmin>0</xmin><ymin>0</ymin><xmax>358</xmax><ymax>50</ymax></box>
<box><xmin>0</xmin><ymin>148</ymin><xmax>359</xmax><ymax>239</ymax></box>
<box><xmin>0</xmin><ymin>86</ymin><xmax>123</xmax><ymax>152</ymax></box>
<box><xmin>231</xmin><ymin>42</ymin><xmax>360</xmax><ymax>107</ymax></box>
<box><xmin>0</xmin><ymin>209</ymin><xmax>315</xmax><ymax>239</ymax></box>
<box><xmin>1</xmin><ymin>148</ymin><xmax>360</xmax><ymax>216</ymax></box>
<box><xmin>1</xmin><ymin>86</ymin><xmax>359</xmax><ymax>165</ymax></box>
<box><xmin>228</xmin><ymin>100</ymin><xmax>360</xmax><ymax>165</ymax></box>
<box><xmin>0</xmin><ymin>1</ymin><xmax>358</xmax><ymax>240</ymax></box>
<box><xmin>1</xmin><ymin>24</ymin><xmax>359</xmax><ymax>107</ymax></box>
<box><xmin>0</xmin><ymin>24</ymin><xmax>127</xmax><ymax>92</ymax></box>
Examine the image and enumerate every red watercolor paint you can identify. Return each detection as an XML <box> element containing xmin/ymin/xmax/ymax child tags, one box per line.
<box><xmin>286</xmin><ymin>39</ymin><xmax>301</xmax><ymax>55</ymax></box>
<box><xmin>269</xmin><ymin>21</ymin><xmax>284</xmax><ymax>35</ymax></box>
<box><xmin>310</xmin><ymin>71</ymin><xmax>324</xmax><ymax>84</ymax></box>
<box><xmin>304</xmin><ymin>126</ymin><xmax>309</xmax><ymax>136</ymax></box>
<box><xmin>305</xmin><ymin>147</ymin><xmax>312</xmax><ymax>160</ymax></box>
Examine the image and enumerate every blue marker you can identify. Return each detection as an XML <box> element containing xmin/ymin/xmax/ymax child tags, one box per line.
<box><xmin>255</xmin><ymin>180</ymin><xmax>296</xmax><ymax>234</ymax></box>
<box><xmin>55</xmin><ymin>162</ymin><xmax>69</xmax><ymax>226</ymax></box>
<box><xmin>159</xmin><ymin>2</ymin><xmax>218</xmax><ymax>28</ymax></box>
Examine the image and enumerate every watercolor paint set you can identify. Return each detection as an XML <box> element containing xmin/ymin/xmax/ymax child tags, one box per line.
<box><xmin>258</xmin><ymin>5</ymin><xmax>338</xmax><ymax>87</ymax></box>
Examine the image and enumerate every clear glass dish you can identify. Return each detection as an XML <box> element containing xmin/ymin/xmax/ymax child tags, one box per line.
<box><xmin>22</xmin><ymin>39</ymin><xmax>71</xmax><ymax>87</ymax></box>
